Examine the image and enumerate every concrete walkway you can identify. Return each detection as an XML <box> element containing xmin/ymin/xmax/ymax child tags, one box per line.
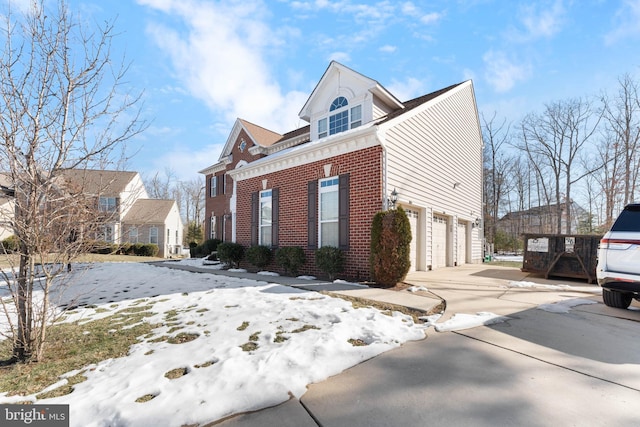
<box><xmin>154</xmin><ymin>261</ymin><xmax>640</xmax><ymax>427</ymax></box>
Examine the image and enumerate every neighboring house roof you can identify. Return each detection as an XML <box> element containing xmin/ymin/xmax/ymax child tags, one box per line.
<box><xmin>238</xmin><ymin>119</ymin><xmax>283</xmax><ymax>147</ymax></box>
<box><xmin>122</xmin><ymin>199</ymin><xmax>176</xmax><ymax>224</ymax></box>
<box><xmin>499</xmin><ymin>202</ymin><xmax>587</xmax><ymax>221</ymax></box>
<box><xmin>0</xmin><ymin>174</ymin><xmax>14</xmax><ymax>199</ymax></box>
<box><xmin>57</xmin><ymin>169</ymin><xmax>139</xmax><ymax>195</ymax></box>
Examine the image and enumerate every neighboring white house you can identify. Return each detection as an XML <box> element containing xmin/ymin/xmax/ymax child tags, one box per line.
<box><xmin>201</xmin><ymin>61</ymin><xmax>484</xmax><ymax>280</ymax></box>
<box><xmin>122</xmin><ymin>199</ymin><xmax>184</xmax><ymax>257</ymax></box>
<box><xmin>57</xmin><ymin>169</ymin><xmax>183</xmax><ymax>258</ymax></box>
<box><xmin>0</xmin><ymin>174</ymin><xmax>14</xmax><ymax>241</ymax></box>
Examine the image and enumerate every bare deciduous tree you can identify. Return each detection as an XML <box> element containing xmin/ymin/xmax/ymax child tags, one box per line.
<box><xmin>481</xmin><ymin>112</ymin><xmax>513</xmax><ymax>245</ymax></box>
<box><xmin>599</xmin><ymin>73</ymin><xmax>640</xmax><ymax>225</ymax></box>
<box><xmin>0</xmin><ymin>0</ymin><xmax>145</xmax><ymax>362</ymax></box>
<box><xmin>519</xmin><ymin>98</ymin><xmax>601</xmax><ymax>234</ymax></box>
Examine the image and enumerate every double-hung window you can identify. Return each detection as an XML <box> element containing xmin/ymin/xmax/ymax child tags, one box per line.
<box><xmin>149</xmin><ymin>227</ymin><xmax>158</xmax><ymax>244</ymax></box>
<box><xmin>99</xmin><ymin>196</ymin><xmax>116</xmax><ymax>212</ymax></box>
<box><xmin>101</xmin><ymin>225</ymin><xmax>114</xmax><ymax>242</ymax></box>
<box><xmin>319</xmin><ymin>177</ymin><xmax>339</xmax><ymax>247</ymax></box>
<box><xmin>318</xmin><ymin>118</ymin><xmax>327</xmax><ymax>138</ymax></box>
<box><xmin>129</xmin><ymin>227</ymin><xmax>138</xmax><ymax>243</ymax></box>
<box><xmin>210</xmin><ymin>176</ymin><xmax>217</xmax><ymax>197</ymax></box>
<box><xmin>259</xmin><ymin>190</ymin><xmax>272</xmax><ymax>246</ymax></box>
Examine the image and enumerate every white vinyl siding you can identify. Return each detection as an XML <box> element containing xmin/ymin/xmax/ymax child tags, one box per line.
<box><xmin>383</xmin><ymin>83</ymin><xmax>483</xmax><ymax>266</ymax></box>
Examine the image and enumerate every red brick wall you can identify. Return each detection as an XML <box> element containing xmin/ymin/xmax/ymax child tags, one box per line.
<box><xmin>204</xmin><ymin>129</ymin><xmax>267</xmax><ymax>240</ymax></box>
<box><xmin>236</xmin><ymin>145</ymin><xmax>383</xmax><ymax>281</ymax></box>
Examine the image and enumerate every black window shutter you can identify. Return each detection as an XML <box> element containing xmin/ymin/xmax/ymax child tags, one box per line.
<box><xmin>339</xmin><ymin>174</ymin><xmax>350</xmax><ymax>250</ymax></box>
<box><xmin>217</xmin><ymin>175</ymin><xmax>223</xmax><ymax>196</ymax></box>
<box><xmin>250</xmin><ymin>192</ymin><xmax>258</xmax><ymax>246</ymax></box>
<box><xmin>272</xmin><ymin>188</ymin><xmax>279</xmax><ymax>248</ymax></box>
<box><xmin>307</xmin><ymin>180</ymin><xmax>317</xmax><ymax>249</ymax></box>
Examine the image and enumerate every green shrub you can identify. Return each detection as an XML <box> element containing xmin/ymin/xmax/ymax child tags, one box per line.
<box><xmin>275</xmin><ymin>246</ymin><xmax>306</xmax><ymax>276</ymax></box>
<box><xmin>192</xmin><ymin>238</ymin><xmax>222</xmax><ymax>258</ymax></box>
<box><xmin>1</xmin><ymin>235</ymin><xmax>19</xmax><ymax>253</ymax></box>
<box><xmin>137</xmin><ymin>244</ymin><xmax>159</xmax><ymax>257</ymax></box>
<box><xmin>315</xmin><ymin>246</ymin><xmax>345</xmax><ymax>280</ymax></box>
<box><xmin>217</xmin><ymin>242</ymin><xmax>245</xmax><ymax>268</ymax></box>
<box><xmin>245</xmin><ymin>245</ymin><xmax>272</xmax><ymax>269</ymax></box>
<box><xmin>370</xmin><ymin>206</ymin><xmax>412</xmax><ymax>287</ymax></box>
<box><xmin>90</xmin><ymin>242</ymin><xmax>118</xmax><ymax>255</ymax></box>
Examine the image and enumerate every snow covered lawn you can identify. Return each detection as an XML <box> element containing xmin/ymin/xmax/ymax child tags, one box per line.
<box><xmin>0</xmin><ymin>261</ymin><xmax>426</xmax><ymax>426</ymax></box>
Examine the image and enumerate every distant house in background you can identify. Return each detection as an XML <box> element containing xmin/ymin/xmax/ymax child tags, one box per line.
<box><xmin>122</xmin><ymin>199</ymin><xmax>184</xmax><ymax>257</ymax></box>
<box><xmin>58</xmin><ymin>169</ymin><xmax>184</xmax><ymax>258</ymax></box>
<box><xmin>496</xmin><ymin>202</ymin><xmax>591</xmax><ymax>237</ymax></box>
<box><xmin>200</xmin><ymin>61</ymin><xmax>484</xmax><ymax>280</ymax></box>
<box><xmin>0</xmin><ymin>174</ymin><xmax>14</xmax><ymax>241</ymax></box>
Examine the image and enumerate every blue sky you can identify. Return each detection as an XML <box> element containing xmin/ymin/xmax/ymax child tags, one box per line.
<box><xmin>59</xmin><ymin>0</ymin><xmax>640</xmax><ymax>182</ymax></box>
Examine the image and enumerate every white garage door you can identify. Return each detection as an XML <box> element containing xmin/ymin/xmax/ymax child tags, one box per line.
<box><xmin>432</xmin><ymin>214</ymin><xmax>448</xmax><ymax>269</ymax></box>
<box><xmin>406</xmin><ymin>208</ymin><xmax>419</xmax><ymax>272</ymax></box>
<box><xmin>457</xmin><ymin>220</ymin><xmax>467</xmax><ymax>265</ymax></box>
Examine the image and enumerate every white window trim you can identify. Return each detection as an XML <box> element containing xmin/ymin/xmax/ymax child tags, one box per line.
<box><xmin>259</xmin><ymin>189</ymin><xmax>272</xmax><ymax>246</ymax></box>
<box><xmin>318</xmin><ymin>176</ymin><xmax>339</xmax><ymax>247</ymax></box>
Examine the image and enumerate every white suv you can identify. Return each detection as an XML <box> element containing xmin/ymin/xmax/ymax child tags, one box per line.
<box><xmin>597</xmin><ymin>204</ymin><xmax>640</xmax><ymax>309</ymax></box>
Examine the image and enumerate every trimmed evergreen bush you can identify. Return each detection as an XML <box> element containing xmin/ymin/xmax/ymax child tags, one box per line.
<box><xmin>137</xmin><ymin>244</ymin><xmax>159</xmax><ymax>257</ymax></box>
<box><xmin>192</xmin><ymin>238</ymin><xmax>222</xmax><ymax>258</ymax></box>
<box><xmin>1</xmin><ymin>235</ymin><xmax>19</xmax><ymax>253</ymax></box>
<box><xmin>370</xmin><ymin>206</ymin><xmax>412</xmax><ymax>287</ymax></box>
<box><xmin>315</xmin><ymin>246</ymin><xmax>345</xmax><ymax>280</ymax></box>
<box><xmin>217</xmin><ymin>242</ymin><xmax>245</xmax><ymax>268</ymax></box>
<box><xmin>245</xmin><ymin>245</ymin><xmax>272</xmax><ymax>269</ymax></box>
<box><xmin>275</xmin><ymin>246</ymin><xmax>306</xmax><ymax>276</ymax></box>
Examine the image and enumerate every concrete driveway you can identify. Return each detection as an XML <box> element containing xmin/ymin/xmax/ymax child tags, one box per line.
<box><xmin>215</xmin><ymin>265</ymin><xmax>640</xmax><ymax>427</ymax></box>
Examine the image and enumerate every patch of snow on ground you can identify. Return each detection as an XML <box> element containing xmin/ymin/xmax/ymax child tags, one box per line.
<box><xmin>434</xmin><ymin>312</ymin><xmax>511</xmax><ymax>332</ymax></box>
<box><xmin>408</xmin><ymin>286</ymin><xmax>428</xmax><ymax>293</ymax></box>
<box><xmin>508</xmin><ymin>280</ymin><xmax>571</xmax><ymax>290</ymax></box>
<box><xmin>0</xmin><ymin>261</ymin><xmax>426</xmax><ymax>426</ymax></box>
<box><xmin>257</xmin><ymin>271</ymin><xmax>280</xmax><ymax>276</ymax></box>
<box><xmin>537</xmin><ymin>298</ymin><xmax>599</xmax><ymax>313</ymax></box>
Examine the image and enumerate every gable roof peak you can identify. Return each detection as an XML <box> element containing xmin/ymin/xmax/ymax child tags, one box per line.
<box><xmin>299</xmin><ymin>61</ymin><xmax>403</xmax><ymax>122</ymax></box>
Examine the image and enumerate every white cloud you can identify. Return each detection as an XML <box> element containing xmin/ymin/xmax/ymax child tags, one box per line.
<box><xmin>420</xmin><ymin>11</ymin><xmax>443</xmax><ymax>25</ymax></box>
<box><xmin>386</xmin><ymin>77</ymin><xmax>427</xmax><ymax>101</ymax></box>
<box><xmin>379</xmin><ymin>44</ymin><xmax>397</xmax><ymax>53</ymax></box>
<box><xmin>604</xmin><ymin>0</ymin><xmax>640</xmax><ymax>45</ymax></box>
<box><xmin>482</xmin><ymin>50</ymin><xmax>531</xmax><ymax>93</ymax></box>
<box><xmin>328</xmin><ymin>51</ymin><xmax>351</xmax><ymax>63</ymax></box>
<box><xmin>136</xmin><ymin>0</ymin><xmax>306</xmax><ymax>134</ymax></box>
<box><xmin>514</xmin><ymin>0</ymin><xmax>565</xmax><ymax>40</ymax></box>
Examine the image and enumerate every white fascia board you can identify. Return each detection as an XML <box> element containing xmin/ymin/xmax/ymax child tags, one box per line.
<box><xmin>198</xmin><ymin>162</ymin><xmax>226</xmax><ymax>175</ymax></box>
<box><xmin>229</xmin><ymin>124</ymin><xmax>379</xmax><ymax>182</ymax></box>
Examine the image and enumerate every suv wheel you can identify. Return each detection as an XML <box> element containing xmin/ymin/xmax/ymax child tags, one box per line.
<box><xmin>602</xmin><ymin>289</ymin><xmax>632</xmax><ymax>309</ymax></box>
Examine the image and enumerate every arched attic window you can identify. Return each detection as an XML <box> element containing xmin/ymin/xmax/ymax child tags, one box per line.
<box><xmin>318</xmin><ymin>96</ymin><xmax>362</xmax><ymax>138</ymax></box>
<box><xmin>330</xmin><ymin>96</ymin><xmax>348</xmax><ymax>111</ymax></box>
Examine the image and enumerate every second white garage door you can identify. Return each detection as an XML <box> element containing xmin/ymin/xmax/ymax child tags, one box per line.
<box><xmin>432</xmin><ymin>214</ymin><xmax>448</xmax><ymax>269</ymax></box>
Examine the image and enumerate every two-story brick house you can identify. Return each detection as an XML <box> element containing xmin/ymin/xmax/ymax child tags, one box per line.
<box><xmin>200</xmin><ymin>62</ymin><xmax>484</xmax><ymax>280</ymax></box>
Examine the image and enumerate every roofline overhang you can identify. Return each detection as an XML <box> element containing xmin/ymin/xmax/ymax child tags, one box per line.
<box><xmin>228</xmin><ymin>124</ymin><xmax>379</xmax><ymax>182</ymax></box>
